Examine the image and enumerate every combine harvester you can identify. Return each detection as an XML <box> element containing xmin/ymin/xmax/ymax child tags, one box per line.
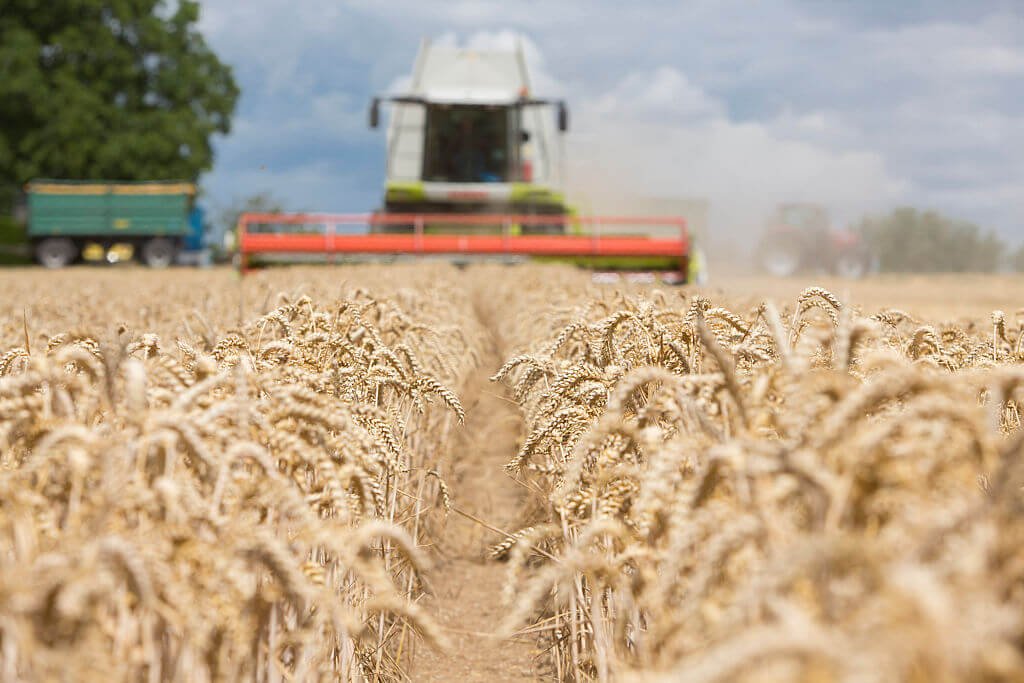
<box><xmin>239</xmin><ymin>40</ymin><xmax>699</xmax><ymax>283</ymax></box>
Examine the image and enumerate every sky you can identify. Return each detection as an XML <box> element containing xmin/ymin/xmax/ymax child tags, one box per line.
<box><xmin>196</xmin><ymin>0</ymin><xmax>1024</xmax><ymax>240</ymax></box>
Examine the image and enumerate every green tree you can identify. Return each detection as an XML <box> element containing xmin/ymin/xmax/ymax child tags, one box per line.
<box><xmin>0</xmin><ymin>0</ymin><xmax>238</xmax><ymax>192</ymax></box>
<box><xmin>858</xmin><ymin>207</ymin><xmax>1004</xmax><ymax>273</ymax></box>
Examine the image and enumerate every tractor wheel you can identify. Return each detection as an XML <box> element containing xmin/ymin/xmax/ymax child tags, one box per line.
<box><xmin>140</xmin><ymin>238</ymin><xmax>177</xmax><ymax>268</ymax></box>
<box><xmin>834</xmin><ymin>250</ymin><xmax>869</xmax><ymax>279</ymax></box>
<box><xmin>758</xmin><ymin>236</ymin><xmax>802</xmax><ymax>277</ymax></box>
<box><xmin>35</xmin><ymin>238</ymin><xmax>78</xmax><ymax>269</ymax></box>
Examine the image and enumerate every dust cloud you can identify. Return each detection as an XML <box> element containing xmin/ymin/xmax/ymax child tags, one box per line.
<box><xmin>563</xmin><ymin>109</ymin><xmax>902</xmax><ymax>273</ymax></box>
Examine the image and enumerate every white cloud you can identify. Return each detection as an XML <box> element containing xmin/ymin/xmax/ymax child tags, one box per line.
<box><xmin>949</xmin><ymin>45</ymin><xmax>1024</xmax><ymax>75</ymax></box>
<box><xmin>385</xmin><ymin>74</ymin><xmax>413</xmax><ymax>95</ymax></box>
<box><xmin>767</xmin><ymin>108</ymin><xmax>862</xmax><ymax>147</ymax></box>
<box><xmin>569</xmin><ymin>67</ymin><xmax>905</xmax><ymax>238</ymax></box>
<box><xmin>864</xmin><ymin>19</ymin><xmax>1024</xmax><ymax>80</ymax></box>
<box><xmin>593</xmin><ymin>67</ymin><xmax>724</xmax><ymax>122</ymax></box>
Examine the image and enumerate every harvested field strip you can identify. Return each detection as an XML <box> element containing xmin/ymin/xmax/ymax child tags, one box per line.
<box><xmin>411</xmin><ymin>362</ymin><xmax>539</xmax><ymax>681</ymax></box>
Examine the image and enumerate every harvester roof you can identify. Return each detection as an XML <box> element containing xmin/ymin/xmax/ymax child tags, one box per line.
<box><xmin>410</xmin><ymin>47</ymin><xmax>528</xmax><ymax>105</ymax></box>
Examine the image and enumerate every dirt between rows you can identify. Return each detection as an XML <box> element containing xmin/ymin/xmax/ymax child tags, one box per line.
<box><xmin>410</xmin><ymin>347</ymin><xmax>541</xmax><ymax>681</ymax></box>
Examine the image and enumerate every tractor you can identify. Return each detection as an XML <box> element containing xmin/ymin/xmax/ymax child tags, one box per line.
<box><xmin>757</xmin><ymin>203</ymin><xmax>872</xmax><ymax>278</ymax></box>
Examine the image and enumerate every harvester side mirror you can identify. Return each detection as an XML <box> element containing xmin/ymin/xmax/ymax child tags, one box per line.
<box><xmin>369</xmin><ymin>98</ymin><xmax>380</xmax><ymax>129</ymax></box>
<box><xmin>558</xmin><ymin>101</ymin><xmax>569</xmax><ymax>132</ymax></box>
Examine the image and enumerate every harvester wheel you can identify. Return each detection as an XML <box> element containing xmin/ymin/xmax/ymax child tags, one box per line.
<box><xmin>520</xmin><ymin>223</ymin><xmax>564</xmax><ymax>235</ymax></box>
<box><xmin>370</xmin><ymin>211</ymin><xmax>413</xmax><ymax>234</ymax></box>
<box><xmin>140</xmin><ymin>238</ymin><xmax>177</xmax><ymax>268</ymax></box>
<box><xmin>520</xmin><ymin>210</ymin><xmax>567</xmax><ymax>235</ymax></box>
<box><xmin>35</xmin><ymin>238</ymin><xmax>77</xmax><ymax>269</ymax></box>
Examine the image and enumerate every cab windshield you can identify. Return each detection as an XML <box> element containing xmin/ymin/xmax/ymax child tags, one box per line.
<box><xmin>422</xmin><ymin>105</ymin><xmax>510</xmax><ymax>183</ymax></box>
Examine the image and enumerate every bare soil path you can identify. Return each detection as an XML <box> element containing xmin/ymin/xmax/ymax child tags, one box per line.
<box><xmin>411</xmin><ymin>346</ymin><xmax>541</xmax><ymax>681</ymax></box>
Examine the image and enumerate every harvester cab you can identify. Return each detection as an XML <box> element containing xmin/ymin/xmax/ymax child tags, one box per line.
<box><xmin>368</xmin><ymin>40</ymin><xmax>570</xmax><ymax>233</ymax></box>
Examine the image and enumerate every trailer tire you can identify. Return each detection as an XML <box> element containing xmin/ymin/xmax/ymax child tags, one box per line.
<box><xmin>140</xmin><ymin>238</ymin><xmax>177</xmax><ymax>268</ymax></box>
<box><xmin>35</xmin><ymin>238</ymin><xmax>78</xmax><ymax>269</ymax></box>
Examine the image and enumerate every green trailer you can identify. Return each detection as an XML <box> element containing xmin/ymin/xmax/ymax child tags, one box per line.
<box><xmin>26</xmin><ymin>180</ymin><xmax>195</xmax><ymax>268</ymax></box>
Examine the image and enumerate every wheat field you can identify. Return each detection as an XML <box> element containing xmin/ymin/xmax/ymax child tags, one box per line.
<box><xmin>1</xmin><ymin>265</ymin><xmax>1023</xmax><ymax>682</ymax></box>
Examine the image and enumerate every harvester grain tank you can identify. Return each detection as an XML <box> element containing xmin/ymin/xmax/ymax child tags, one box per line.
<box><xmin>368</xmin><ymin>40</ymin><xmax>570</xmax><ymax>231</ymax></box>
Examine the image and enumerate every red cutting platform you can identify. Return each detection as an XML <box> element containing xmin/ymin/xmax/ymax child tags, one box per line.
<box><xmin>237</xmin><ymin>213</ymin><xmax>690</xmax><ymax>275</ymax></box>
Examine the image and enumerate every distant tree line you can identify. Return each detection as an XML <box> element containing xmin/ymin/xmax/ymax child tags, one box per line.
<box><xmin>857</xmin><ymin>208</ymin><xmax>1018</xmax><ymax>273</ymax></box>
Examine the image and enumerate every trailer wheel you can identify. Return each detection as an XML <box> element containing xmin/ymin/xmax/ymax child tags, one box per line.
<box><xmin>35</xmin><ymin>238</ymin><xmax>78</xmax><ymax>269</ymax></box>
<box><xmin>140</xmin><ymin>238</ymin><xmax>177</xmax><ymax>268</ymax></box>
